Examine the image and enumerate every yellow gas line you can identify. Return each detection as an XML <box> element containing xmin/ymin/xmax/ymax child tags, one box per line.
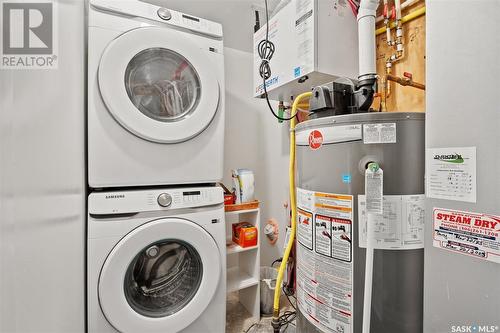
<box><xmin>375</xmin><ymin>6</ymin><xmax>426</xmax><ymax>36</ymax></box>
<box><xmin>272</xmin><ymin>91</ymin><xmax>312</xmax><ymax>320</ymax></box>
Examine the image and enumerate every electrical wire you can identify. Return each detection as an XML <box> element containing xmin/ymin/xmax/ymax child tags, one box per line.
<box><xmin>283</xmin><ymin>286</ymin><xmax>297</xmax><ymax>311</ymax></box>
<box><xmin>347</xmin><ymin>0</ymin><xmax>359</xmax><ymax>16</ymax></box>
<box><xmin>243</xmin><ymin>322</ymin><xmax>259</xmax><ymax>333</ymax></box>
<box><xmin>276</xmin><ymin>310</ymin><xmax>297</xmax><ymax>332</ymax></box>
<box><xmin>258</xmin><ymin>0</ymin><xmax>299</xmax><ymax>121</ymax></box>
<box><xmin>271</xmin><ymin>258</ymin><xmax>283</xmax><ymax>267</ymax></box>
<box><xmin>243</xmin><ymin>312</ymin><xmax>296</xmax><ymax>333</ymax></box>
<box><xmin>347</xmin><ymin>0</ymin><xmax>360</xmax><ymax>17</ymax></box>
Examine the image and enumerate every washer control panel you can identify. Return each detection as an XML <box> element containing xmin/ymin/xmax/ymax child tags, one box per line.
<box><xmin>88</xmin><ymin>187</ymin><xmax>223</xmax><ymax>215</ymax></box>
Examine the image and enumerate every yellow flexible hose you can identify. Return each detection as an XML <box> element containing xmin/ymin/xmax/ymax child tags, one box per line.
<box><xmin>272</xmin><ymin>91</ymin><xmax>312</xmax><ymax>319</ymax></box>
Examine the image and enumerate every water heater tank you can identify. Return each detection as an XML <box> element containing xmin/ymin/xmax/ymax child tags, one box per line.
<box><xmin>294</xmin><ymin>112</ymin><xmax>425</xmax><ymax>333</ymax></box>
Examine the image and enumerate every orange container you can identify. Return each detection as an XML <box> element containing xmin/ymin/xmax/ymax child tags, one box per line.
<box><xmin>232</xmin><ymin>222</ymin><xmax>258</xmax><ymax>248</ymax></box>
<box><xmin>224</xmin><ymin>193</ymin><xmax>235</xmax><ymax>205</ymax></box>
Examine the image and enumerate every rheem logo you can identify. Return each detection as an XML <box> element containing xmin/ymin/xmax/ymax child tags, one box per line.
<box><xmin>1</xmin><ymin>1</ymin><xmax>58</xmax><ymax>69</ymax></box>
<box><xmin>308</xmin><ymin>130</ymin><xmax>323</xmax><ymax>150</ymax></box>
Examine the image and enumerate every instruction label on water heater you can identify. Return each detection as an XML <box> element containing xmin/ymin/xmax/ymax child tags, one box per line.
<box><xmin>365</xmin><ymin>166</ymin><xmax>383</xmax><ymax>214</ymax></box>
<box><xmin>358</xmin><ymin>195</ymin><xmax>426</xmax><ymax>250</ymax></box>
<box><xmin>433</xmin><ymin>208</ymin><xmax>500</xmax><ymax>264</ymax></box>
<box><xmin>363</xmin><ymin>123</ymin><xmax>397</xmax><ymax>144</ymax></box>
<box><xmin>426</xmin><ymin>147</ymin><xmax>477</xmax><ymax>203</ymax></box>
<box><xmin>296</xmin><ymin>188</ymin><xmax>353</xmax><ymax>333</ymax></box>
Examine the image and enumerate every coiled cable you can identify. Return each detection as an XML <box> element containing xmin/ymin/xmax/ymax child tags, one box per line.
<box><xmin>258</xmin><ymin>0</ymin><xmax>299</xmax><ymax>121</ymax></box>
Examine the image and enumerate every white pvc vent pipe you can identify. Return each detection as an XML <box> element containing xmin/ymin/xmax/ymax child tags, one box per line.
<box><xmin>357</xmin><ymin>0</ymin><xmax>379</xmax><ymax>80</ymax></box>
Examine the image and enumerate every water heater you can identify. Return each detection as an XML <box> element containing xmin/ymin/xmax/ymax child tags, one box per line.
<box><xmin>294</xmin><ymin>112</ymin><xmax>425</xmax><ymax>333</ymax></box>
<box><xmin>253</xmin><ymin>0</ymin><xmax>358</xmax><ymax>101</ymax></box>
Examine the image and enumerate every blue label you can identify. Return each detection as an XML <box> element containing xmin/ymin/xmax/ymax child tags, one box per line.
<box><xmin>342</xmin><ymin>173</ymin><xmax>352</xmax><ymax>184</ymax></box>
<box><xmin>294</xmin><ymin>67</ymin><xmax>301</xmax><ymax>78</ymax></box>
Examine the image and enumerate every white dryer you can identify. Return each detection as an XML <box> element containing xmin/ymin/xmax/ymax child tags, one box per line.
<box><xmin>88</xmin><ymin>186</ymin><xmax>226</xmax><ymax>333</ymax></box>
<box><xmin>88</xmin><ymin>0</ymin><xmax>225</xmax><ymax>188</ymax></box>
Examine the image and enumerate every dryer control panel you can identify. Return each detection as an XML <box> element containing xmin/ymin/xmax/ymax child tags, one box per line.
<box><xmin>89</xmin><ymin>0</ymin><xmax>223</xmax><ymax>38</ymax></box>
<box><xmin>88</xmin><ymin>187</ymin><xmax>223</xmax><ymax>215</ymax></box>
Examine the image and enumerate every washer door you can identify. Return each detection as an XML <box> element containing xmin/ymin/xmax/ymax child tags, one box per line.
<box><xmin>98</xmin><ymin>218</ymin><xmax>221</xmax><ymax>333</ymax></box>
<box><xmin>98</xmin><ymin>27</ymin><xmax>220</xmax><ymax>143</ymax></box>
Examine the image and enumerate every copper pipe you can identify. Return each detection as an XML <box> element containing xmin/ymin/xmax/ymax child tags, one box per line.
<box><xmin>380</xmin><ymin>66</ymin><xmax>390</xmax><ymax>111</ymax></box>
<box><xmin>386</xmin><ymin>74</ymin><xmax>425</xmax><ymax>90</ymax></box>
<box><xmin>386</xmin><ymin>65</ymin><xmax>392</xmax><ymax>98</ymax></box>
<box><xmin>380</xmin><ymin>76</ymin><xmax>387</xmax><ymax>112</ymax></box>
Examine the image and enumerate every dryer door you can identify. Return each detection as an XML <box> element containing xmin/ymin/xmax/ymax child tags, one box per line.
<box><xmin>98</xmin><ymin>218</ymin><xmax>221</xmax><ymax>333</ymax></box>
<box><xmin>98</xmin><ymin>27</ymin><xmax>220</xmax><ymax>143</ymax></box>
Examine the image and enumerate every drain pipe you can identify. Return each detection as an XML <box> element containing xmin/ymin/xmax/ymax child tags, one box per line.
<box><xmin>363</xmin><ymin>162</ymin><xmax>383</xmax><ymax>333</ymax></box>
<box><xmin>355</xmin><ymin>0</ymin><xmax>379</xmax><ymax>111</ymax></box>
<box><xmin>357</xmin><ymin>1</ymin><xmax>381</xmax><ymax>330</ymax></box>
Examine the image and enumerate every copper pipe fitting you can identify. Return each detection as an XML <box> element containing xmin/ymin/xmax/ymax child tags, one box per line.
<box><xmin>386</xmin><ymin>74</ymin><xmax>426</xmax><ymax>90</ymax></box>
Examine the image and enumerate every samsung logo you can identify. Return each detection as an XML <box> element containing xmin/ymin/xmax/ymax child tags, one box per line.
<box><xmin>105</xmin><ymin>194</ymin><xmax>125</xmax><ymax>199</ymax></box>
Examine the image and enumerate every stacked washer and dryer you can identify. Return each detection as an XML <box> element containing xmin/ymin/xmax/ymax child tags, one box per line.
<box><xmin>87</xmin><ymin>1</ymin><xmax>226</xmax><ymax>332</ymax></box>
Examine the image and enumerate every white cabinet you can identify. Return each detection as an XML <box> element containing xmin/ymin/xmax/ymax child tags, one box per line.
<box><xmin>225</xmin><ymin>208</ymin><xmax>260</xmax><ymax>320</ymax></box>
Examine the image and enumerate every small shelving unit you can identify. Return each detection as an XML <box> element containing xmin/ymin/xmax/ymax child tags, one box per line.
<box><xmin>225</xmin><ymin>207</ymin><xmax>260</xmax><ymax>321</ymax></box>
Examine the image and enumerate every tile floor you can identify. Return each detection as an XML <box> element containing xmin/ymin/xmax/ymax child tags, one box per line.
<box><xmin>226</xmin><ymin>292</ymin><xmax>296</xmax><ymax>333</ymax></box>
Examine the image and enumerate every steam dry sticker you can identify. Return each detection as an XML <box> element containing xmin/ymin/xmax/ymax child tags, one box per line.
<box><xmin>433</xmin><ymin>208</ymin><xmax>500</xmax><ymax>264</ymax></box>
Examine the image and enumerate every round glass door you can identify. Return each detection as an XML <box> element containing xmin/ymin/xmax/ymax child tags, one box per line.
<box><xmin>98</xmin><ymin>27</ymin><xmax>220</xmax><ymax>143</ymax></box>
<box><xmin>125</xmin><ymin>48</ymin><xmax>201</xmax><ymax>123</ymax></box>
<box><xmin>98</xmin><ymin>218</ymin><xmax>221</xmax><ymax>333</ymax></box>
<box><xmin>124</xmin><ymin>239</ymin><xmax>202</xmax><ymax>318</ymax></box>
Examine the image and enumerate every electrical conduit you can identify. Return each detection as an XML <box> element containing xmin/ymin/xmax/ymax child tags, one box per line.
<box><xmin>271</xmin><ymin>91</ymin><xmax>312</xmax><ymax>331</ymax></box>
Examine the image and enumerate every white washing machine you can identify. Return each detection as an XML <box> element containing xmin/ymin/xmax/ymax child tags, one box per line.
<box><xmin>88</xmin><ymin>186</ymin><xmax>226</xmax><ymax>333</ymax></box>
<box><xmin>88</xmin><ymin>0</ymin><xmax>225</xmax><ymax>188</ymax></box>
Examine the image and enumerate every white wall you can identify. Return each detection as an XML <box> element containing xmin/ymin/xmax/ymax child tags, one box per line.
<box><xmin>424</xmin><ymin>1</ymin><xmax>500</xmax><ymax>330</ymax></box>
<box><xmin>144</xmin><ymin>0</ymin><xmax>259</xmax><ymax>52</ymax></box>
<box><xmin>0</xmin><ymin>1</ymin><xmax>86</xmax><ymax>332</ymax></box>
<box><xmin>143</xmin><ymin>0</ymin><xmax>283</xmax><ymax>53</ymax></box>
<box><xmin>223</xmin><ymin>47</ymin><xmax>290</xmax><ymax>266</ymax></box>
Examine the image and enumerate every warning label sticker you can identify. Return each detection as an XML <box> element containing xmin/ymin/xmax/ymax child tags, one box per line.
<box><xmin>296</xmin><ymin>188</ymin><xmax>353</xmax><ymax>333</ymax></box>
<box><xmin>315</xmin><ymin>214</ymin><xmax>332</xmax><ymax>256</ymax></box>
<box><xmin>433</xmin><ymin>208</ymin><xmax>500</xmax><ymax>264</ymax></box>
<box><xmin>298</xmin><ymin>208</ymin><xmax>313</xmax><ymax>250</ymax></box>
